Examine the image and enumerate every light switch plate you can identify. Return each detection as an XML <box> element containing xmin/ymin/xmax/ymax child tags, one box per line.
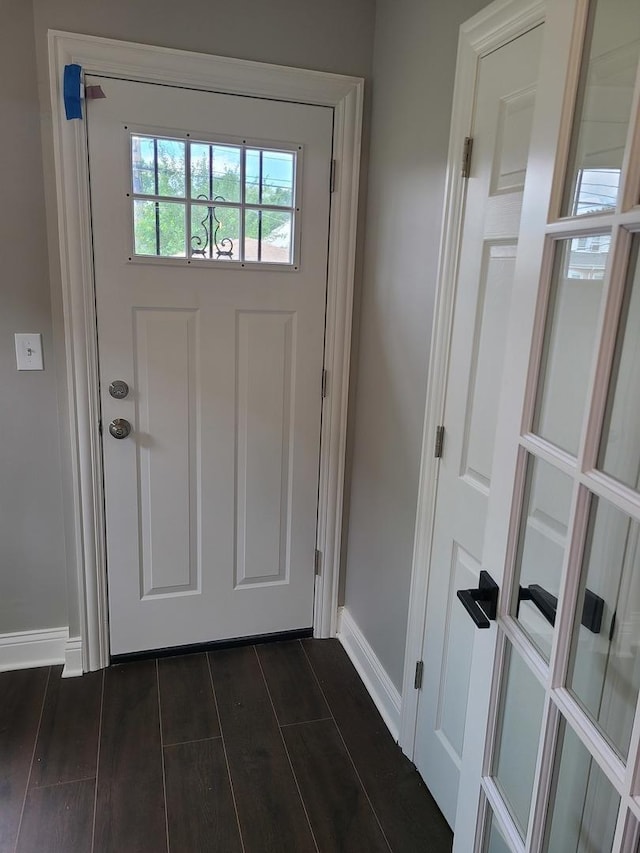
<box><xmin>15</xmin><ymin>333</ymin><xmax>44</xmax><ymax>370</ymax></box>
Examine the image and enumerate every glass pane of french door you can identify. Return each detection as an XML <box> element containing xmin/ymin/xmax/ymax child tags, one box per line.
<box><xmin>598</xmin><ymin>237</ymin><xmax>640</xmax><ymax>488</ymax></box>
<box><xmin>484</xmin><ymin>808</ymin><xmax>515</xmax><ymax>853</ymax></box>
<box><xmin>509</xmin><ymin>455</ymin><xmax>573</xmax><ymax>661</ymax></box>
<box><xmin>543</xmin><ymin>717</ymin><xmax>620</xmax><ymax>852</ymax></box>
<box><xmin>492</xmin><ymin>641</ymin><xmax>546</xmax><ymax>838</ymax></box>
<box><xmin>533</xmin><ymin>236</ymin><xmax>609</xmax><ymax>454</ymax></box>
<box><xmin>561</xmin><ymin>0</ymin><xmax>640</xmax><ymax>217</ymax></box>
<box><xmin>567</xmin><ymin>494</ymin><xmax>640</xmax><ymax>759</ymax></box>
<box><xmin>475</xmin><ymin>0</ymin><xmax>640</xmax><ymax>848</ymax></box>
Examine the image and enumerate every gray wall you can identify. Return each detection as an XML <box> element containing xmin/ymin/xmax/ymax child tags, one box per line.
<box><xmin>1</xmin><ymin>0</ymin><xmax>374</xmax><ymax>637</ymax></box>
<box><xmin>0</xmin><ymin>0</ymin><xmax>68</xmax><ymax>633</ymax></box>
<box><xmin>31</xmin><ymin>0</ymin><xmax>374</xmax><ymax>78</ymax></box>
<box><xmin>342</xmin><ymin>0</ymin><xmax>488</xmax><ymax>690</ymax></box>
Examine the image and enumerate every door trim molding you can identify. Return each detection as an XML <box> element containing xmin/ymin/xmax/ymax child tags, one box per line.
<box><xmin>399</xmin><ymin>0</ymin><xmax>545</xmax><ymax>754</ymax></box>
<box><xmin>47</xmin><ymin>30</ymin><xmax>364</xmax><ymax>670</ymax></box>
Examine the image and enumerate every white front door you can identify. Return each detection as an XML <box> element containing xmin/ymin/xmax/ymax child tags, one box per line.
<box><xmin>454</xmin><ymin>0</ymin><xmax>640</xmax><ymax>849</ymax></box>
<box><xmin>414</xmin><ymin>22</ymin><xmax>543</xmax><ymax>825</ymax></box>
<box><xmin>85</xmin><ymin>77</ymin><xmax>333</xmax><ymax>655</ymax></box>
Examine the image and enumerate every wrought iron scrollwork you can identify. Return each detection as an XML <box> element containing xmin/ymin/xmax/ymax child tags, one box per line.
<box><xmin>190</xmin><ymin>195</ymin><xmax>235</xmax><ymax>259</ymax></box>
<box><xmin>190</xmin><ymin>196</ymin><xmax>209</xmax><ymax>257</ymax></box>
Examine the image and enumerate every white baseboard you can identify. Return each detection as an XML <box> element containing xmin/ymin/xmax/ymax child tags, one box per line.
<box><xmin>0</xmin><ymin>628</ymin><xmax>84</xmax><ymax>676</ymax></box>
<box><xmin>0</xmin><ymin>627</ymin><xmax>68</xmax><ymax>672</ymax></box>
<box><xmin>63</xmin><ymin>636</ymin><xmax>83</xmax><ymax>678</ymax></box>
<box><xmin>336</xmin><ymin>606</ymin><xmax>402</xmax><ymax>741</ymax></box>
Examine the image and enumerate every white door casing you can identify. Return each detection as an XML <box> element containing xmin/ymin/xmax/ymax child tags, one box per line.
<box><xmin>87</xmin><ymin>78</ymin><xmax>333</xmax><ymax>655</ymax></box>
<box><xmin>48</xmin><ymin>32</ymin><xmax>363</xmax><ymax>670</ymax></box>
<box><xmin>412</xmin><ymin>22</ymin><xmax>544</xmax><ymax>826</ymax></box>
<box><xmin>454</xmin><ymin>0</ymin><xmax>640</xmax><ymax>848</ymax></box>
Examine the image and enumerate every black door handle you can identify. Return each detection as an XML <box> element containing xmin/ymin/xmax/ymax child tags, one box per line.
<box><xmin>519</xmin><ymin>584</ymin><xmax>556</xmax><ymax>625</ymax></box>
<box><xmin>518</xmin><ymin>584</ymin><xmax>604</xmax><ymax>634</ymax></box>
<box><xmin>457</xmin><ymin>570</ymin><xmax>499</xmax><ymax>629</ymax></box>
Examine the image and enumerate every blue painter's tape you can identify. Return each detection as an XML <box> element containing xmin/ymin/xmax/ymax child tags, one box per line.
<box><xmin>63</xmin><ymin>64</ymin><xmax>82</xmax><ymax>120</ymax></box>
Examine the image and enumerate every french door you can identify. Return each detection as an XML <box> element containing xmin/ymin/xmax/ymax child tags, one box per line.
<box><xmin>455</xmin><ymin>0</ymin><xmax>640</xmax><ymax>850</ymax></box>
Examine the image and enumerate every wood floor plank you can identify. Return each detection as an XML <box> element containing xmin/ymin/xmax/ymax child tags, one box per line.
<box><xmin>164</xmin><ymin>739</ymin><xmax>242</xmax><ymax>852</ymax></box>
<box><xmin>257</xmin><ymin>641</ymin><xmax>329</xmax><ymax>726</ymax></box>
<box><xmin>209</xmin><ymin>646</ymin><xmax>316</xmax><ymax>853</ymax></box>
<box><xmin>0</xmin><ymin>667</ymin><xmax>49</xmax><ymax>851</ymax></box>
<box><xmin>31</xmin><ymin>668</ymin><xmax>102</xmax><ymax>788</ymax></box>
<box><xmin>158</xmin><ymin>653</ymin><xmax>220</xmax><ymax>745</ymax></box>
<box><xmin>283</xmin><ymin>719</ymin><xmax>390</xmax><ymax>852</ymax></box>
<box><xmin>16</xmin><ymin>779</ymin><xmax>94</xmax><ymax>853</ymax></box>
<box><xmin>303</xmin><ymin>639</ymin><xmax>453</xmax><ymax>853</ymax></box>
<box><xmin>93</xmin><ymin>660</ymin><xmax>167</xmax><ymax>853</ymax></box>
<box><xmin>208</xmin><ymin>646</ymin><xmax>274</xmax><ymax>741</ymax></box>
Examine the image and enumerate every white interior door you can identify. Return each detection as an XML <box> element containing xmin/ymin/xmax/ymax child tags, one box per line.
<box><xmin>454</xmin><ymin>0</ymin><xmax>640</xmax><ymax>849</ymax></box>
<box><xmin>86</xmin><ymin>77</ymin><xmax>333</xmax><ymax>656</ymax></box>
<box><xmin>414</xmin><ymin>23</ymin><xmax>544</xmax><ymax>826</ymax></box>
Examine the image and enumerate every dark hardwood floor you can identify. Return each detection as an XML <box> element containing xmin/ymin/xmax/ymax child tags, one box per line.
<box><xmin>0</xmin><ymin>639</ymin><xmax>452</xmax><ymax>852</ymax></box>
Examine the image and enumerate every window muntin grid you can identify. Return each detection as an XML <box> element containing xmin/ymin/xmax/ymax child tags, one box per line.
<box><xmin>485</xmin><ymin>235</ymin><xmax>640</xmax><ymax>849</ymax></box>
<box><xmin>130</xmin><ymin>134</ymin><xmax>298</xmax><ymax>266</ymax></box>
<box><xmin>490</xmin><ymin>225</ymin><xmax>640</xmax><ymax>848</ymax></box>
<box><xmin>478</xmin><ymin>3</ymin><xmax>640</xmax><ymax>841</ymax></box>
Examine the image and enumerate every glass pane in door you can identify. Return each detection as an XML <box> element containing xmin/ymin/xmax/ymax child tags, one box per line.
<box><xmin>568</xmin><ymin>495</ymin><xmax>640</xmax><ymax>759</ymax></box>
<box><xmin>483</xmin><ymin>809</ymin><xmax>513</xmax><ymax>853</ymax></box>
<box><xmin>190</xmin><ymin>204</ymin><xmax>240</xmax><ymax>261</ymax></box>
<box><xmin>511</xmin><ymin>455</ymin><xmax>574</xmax><ymax>660</ymax></box>
<box><xmin>562</xmin><ymin>0</ymin><xmax>640</xmax><ymax>216</ymax></box>
<box><xmin>492</xmin><ymin>642</ymin><xmax>545</xmax><ymax>837</ymax></box>
<box><xmin>543</xmin><ymin>717</ymin><xmax>620</xmax><ymax>852</ymax></box>
<box><xmin>533</xmin><ymin>237</ymin><xmax>608</xmax><ymax>454</ymax></box>
<box><xmin>190</xmin><ymin>143</ymin><xmax>241</xmax><ymax>202</ymax></box>
<box><xmin>599</xmin><ymin>237</ymin><xmax>640</xmax><ymax>489</ymax></box>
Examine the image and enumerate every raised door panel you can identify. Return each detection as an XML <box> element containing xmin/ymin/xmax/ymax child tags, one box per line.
<box><xmin>235</xmin><ymin>311</ymin><xmax>296</xmax><ymax>587</ymax></box>
<box><xmin>134</xmin><ymin>308</ymin><xmax>200</xmax><ymax>597</ymax></box>
<box><xmin>462</xmin><ymin>243</ymin><xmax>517</xmax><ymax>493</ymax></box>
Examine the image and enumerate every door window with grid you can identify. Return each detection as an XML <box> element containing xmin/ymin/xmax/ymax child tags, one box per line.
<box><xmin>129</xmin><ymin>134</ymin><xmax>300</xmax><ymax>267</ymax></box>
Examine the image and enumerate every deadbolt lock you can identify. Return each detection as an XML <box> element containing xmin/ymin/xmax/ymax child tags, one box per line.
<box><xmin>109</xmin><ymin>380</ymin><xmax>130</xmax><ymax>399</ymax></box>
<box><xmin>108</xmin><ymin>418</ymin><xmax>131</xmax><ymax>440</ymax></box>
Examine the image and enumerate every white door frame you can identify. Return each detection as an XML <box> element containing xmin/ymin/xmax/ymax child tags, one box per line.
<box><xmin>399</xmin><ymin>0</ymin><xmax>545</xmax><ymax>754</ymax></box>
<box><xmin>47</xmin><ymin>30</ymin><xmax>364</xmax><ymax>672</ymax></box>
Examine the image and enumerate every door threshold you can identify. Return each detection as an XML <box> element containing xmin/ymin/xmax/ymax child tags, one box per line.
<box><xmin>110</xmin><ymin>627</ymin><xmax>313</xmax><ymax>664</ymax></box>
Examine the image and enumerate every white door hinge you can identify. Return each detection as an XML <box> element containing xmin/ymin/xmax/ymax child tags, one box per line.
<box><xmin>322</xmin><ymin>368</ymin><xmax>328</xmax><ymax>399</ymax></box>
<box><xmin>414</xmin><ymin>660</ymin><xmax>424</xmax><ymax>689</ymax></box>
<box><xmin>330</xmin><ymin>159</ymin><xmax>337</xmax><ymax>193</ymax></box>
<box><xmin>314</xmin><ymin>548</ymin><xmax>322</xmax><ymax>576</ymax></box>
<box><xmin>434</xmin><ymin>425</ymin><xmax>445</xmax><ymax>459</ymax></box>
